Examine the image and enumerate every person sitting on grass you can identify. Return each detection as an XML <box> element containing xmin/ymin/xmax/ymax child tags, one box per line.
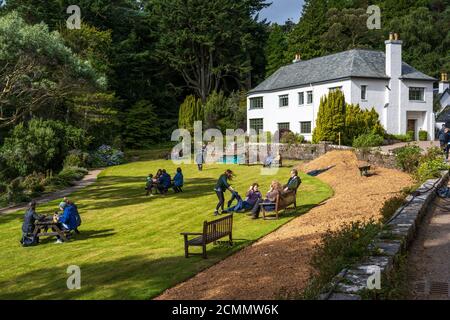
<box><xmin>145</xmin><ymin>174</ymin><xmax>155</xmax><ymax>196</ymax></box>
<box><xmin>283</xmin><ymin>169</ymin><xmax>301</xmax><ymax>193</ymax></box>
<box><xmin>173</xmin><ymin>167</ymin><xmax>184</xmax><ymax>193</ymax></box>
<box><xmin>250</xmin><ymin>181</ymin><xmax>283</xmax><ymax>219</ymax></box>
<box><xmin>214</xmin><ymin>169</ymin><xmax>235</xmax><ymax>216</ymax></box>
<box><xmin>20</xmin><ymin>201</ymin><xmax>44</xmax><ymax>246</ymax></box>
<box><xmin>157</xmin><ymin>169</ymin><xmax>172</xmax><ymax>195</ymax></box>
<box><xmin>224</xmin><ymin>183</ymin><xmax>262</xmax><ymax>213</ymax></box>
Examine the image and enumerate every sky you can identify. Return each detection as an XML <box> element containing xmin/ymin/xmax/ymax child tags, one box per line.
<box><xmin>259</xmin><ymin>0</ymin><xmax>305</xmax><ymax>24</ymax></box>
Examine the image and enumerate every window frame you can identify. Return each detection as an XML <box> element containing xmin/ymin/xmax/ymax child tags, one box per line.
<box><xmin>361</xmin><ymin>85</ymin><xmax>367</xmax><ymax>100</ymax></box>
<box><xmin>298</xmin><ymin>92</ymin><xmax>305</xmax><ymax>106</ymax></box>
<box><xmin>306</xmin><ymin>91</ymin><xmax>313</xmax><ymax>104</ymax></box>
<box><xmin>409</xmin><ymin>87</ymin><xmax>425</xmax><ymax>102</ymax></box>
<box><xmin>278</xmin><ymin>122</ymin><xmax>290</xmax><ymax>131</ymax></box>
<box><xmin>300</xmin><ymin>121</ymin><xmax>312</xmax><ymax>134</ymax></box>
<box><xmin>249</xmin><ymin>96</ymin><xmax>264</xmax><ymax>109</ymax></box>
<box><xmin>279</xmin><ymin>94</ymin><xmax>289</xmax><ymax>108</ymax></box>
<box><xmin>249</xmin><ymin>118</ymin><xmax>264</xmax><ymax>132</ymax></box>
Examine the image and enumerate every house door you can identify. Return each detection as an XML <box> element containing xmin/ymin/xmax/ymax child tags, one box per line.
<box><xmin>407</xmin><ymin>119</ymin><xmax>417</xmax><ymax>140</ymax></box>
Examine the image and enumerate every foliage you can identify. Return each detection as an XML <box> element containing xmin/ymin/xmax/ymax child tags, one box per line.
<box><xmin>0</xmin><ymin>119</ymin><xmax>89</xmax><ymax>176</ymax></box>
<box><xmin>407</xmin><ymin>130</ymin><xmax>415</xmax><ymax>141</ymax></box>
<box><xmin>203</xmin><ymin>91</ymin><xmax>248</xmax><ymax>131</ymax></box>
<box><xmin>389</xmin><ymin>134</ymin><xmax>413</xmax><ymax>142</ymax></box>
<box><xmin>312</xmin><ymin>90</ymin><xmax>346</xmax><ymax>143</ymax></box>
<box><xmin>58</xmin><ymin>166</ymin><xmax>89</xmax><ymax>182</ymax></box>
<box><xmin>22</xmin><ymin>172</ymin><xmax>46</xmax><ymax>194</ymax></box>
<box><xmin>149</xmin><ymin>0</ymin><xmax>270</xmax><ymax>102</ymax></box>
<box><xmin>414</xmin><ymin>159</ymin><xmax>449</xmax><ymax>183</ymax></box>
<box><xmin>178</xmin><ymin>95</ymin><xmax>203</xmax><ymax>133</ymax></box>
<box><xmin>394</xmin><ymin>144</ymin><xmax>422</xmax><ymax>173</ymax></box>
<box><xmin>122</xmin><ymin>100</ymin><xmax>160</xmax><ymax>149</ymax></box>
<box><xmin>418</xmin><ymin>130</ymin><xmax>428</xmax><ymax>141</ymax></box>
<box><xmin>353</xmin><ymin>133</ymin><xmax>385</xmax><ymax>149</ymax></box>
<box><xmin>265</xmin><ymin>23</ymin><xmax>290</xmax><ymax>77</ymax></box>
<box><xmin>380</xmin><ymin>195</ymin><xmax>406</xmax><ymax>223</ymax></box>
<box><xmin>301</xmin><ymin>220</ymin><xmax>382</xmax><ymax>299</ymax></box>
<box><xmin>313</xmin><ymin>90</ymin><xmax>384</xmax><ymax>145</ymax></box>
<box><xmin>90</xmin><ymin>145</ymin><xmax>125</xmax><ymax>168</ymax></box>
<box><xmin>63</xmin><ymin>150</ymin><xmax>90</xmax><ymax>169</ymax></box>
<box><xmin>280</xmin><ymin>131</ymin><xmax>305</xmax><ymax>145</ymax></box>
<box><xmin>0</xmin><ymin>12</ymin><xmax>105</xmax><ymax>128</ymax></box>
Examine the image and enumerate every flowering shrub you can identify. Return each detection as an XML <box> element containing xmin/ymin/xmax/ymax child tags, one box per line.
<box><xmin>90</xmin><ymin>145</ymin><xmax>125</xmax><ymax>168</ymax></box>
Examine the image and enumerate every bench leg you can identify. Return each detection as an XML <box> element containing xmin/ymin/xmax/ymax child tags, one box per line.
<box><xmin>184</xmin><ymin>235</ymin><xmax>189</xmax><ymax>258</ymax></box>
<box><xmin>202</xmin><ymin>244</ymin><xmax>207</xmax><ymax>259</ymax></box>
<box><xmin>229</xmin><ymin>233</ymin><xmax>233</xmax><ymax>246</ymax></box>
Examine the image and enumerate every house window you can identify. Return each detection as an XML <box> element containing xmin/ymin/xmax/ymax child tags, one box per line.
<box><xmin>361</xmin><ymin>85</ymin><xmax>367</xmax><ymax>100</ymax></box>
<box><xmin>307</xmin><ymin>91</ymin><xmax>313</xmax><ymax>104</ymax></box>
<box><xmin>249</xmin><ymin>97</ymin><xmax>263</xmax><ymax>109</ymax></box>
<box><xmin>249</xmin><ymin>118</ymin><xmax>263</xmax><ymax>132</ymax></box>
<box><xmin>298</xmin><ymin>92</ymin><xmax>304</xmax><ymax>106</ymax></box>
<box><xmin>329</xmin><ymin>86</ymin><xmax>342</xmax><ymax>93</ymax></box>
<box><xmin>278</xmin><ymin>122</ymin><xmax>290</xmax><ymax>131</ymax></box>
<box><xmin>409</xmin><ymin>87</ymin><xmax>425</xmax><ymax>101</ymax></box>
<box><xmin>300</xmin><ymin>121</ymin><xmax>312</xmax><ymax>134</ymax></box>
<box><xmin>279</xmin><ymin>95</ymin><xmax>289</xmax><ymax>107</ymax></box>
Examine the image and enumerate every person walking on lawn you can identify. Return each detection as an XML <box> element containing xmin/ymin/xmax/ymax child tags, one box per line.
<box><xmin>214</xmin><ymin>169</ymin><xmax>235</xmax><ymax>216</ymax></box>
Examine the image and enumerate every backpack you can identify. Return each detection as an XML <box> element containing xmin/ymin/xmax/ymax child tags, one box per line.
<box><xmin>20</xmin><ymin>234</ymin><xmax>37</xmax><ymax>247</ymax></box>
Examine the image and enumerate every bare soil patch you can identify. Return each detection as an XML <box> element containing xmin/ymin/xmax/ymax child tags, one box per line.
<box><xmin>157</xmin><ymin>151</ymin><xmax>413</xmax><ymax>300</ymax></box>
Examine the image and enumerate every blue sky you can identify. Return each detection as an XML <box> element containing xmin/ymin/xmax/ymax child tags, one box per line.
<box><xmin>259</xmin><ymin>0</ymin><xmax>305</xmax><ymax>24</ymax></box>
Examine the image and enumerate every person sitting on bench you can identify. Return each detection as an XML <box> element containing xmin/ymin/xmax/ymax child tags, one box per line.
<box><xmin>250</xmin><ymin>181</ymin><xmax>283</xmax><ymax>219</ymax></box>
<box><xmin>173</xmin><ymin>167</ymin><xmax>184</xmax><ymax>193</ymax></box>
<box><xmin>157</xmin><ymin>169</ymin><xmax>172</xmax><ymax>194</ymax></box>
<box><xmin>20</xmin><ymin>201</ymin><xmax>44</xmax><ymax>246</ymax></box>
<box><xmin>283</xmin><ymin>169</ymin><xmax>301</xmax><ymax>193</ymax></box>
<box><xmin>55</xmin><ymin>200</ymin><xmax>79</xmax><ymax>244</ymax></box>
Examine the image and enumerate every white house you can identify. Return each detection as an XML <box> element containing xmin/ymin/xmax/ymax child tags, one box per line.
<box><xmin>435</xmin><ymin>73</ymin><xmax>450</xmax><ymax>128</ymax></box>
<box><xmin>247</xmin><ymin>34</ymin><xmax>437</xmax><ymax>141</ymax></box>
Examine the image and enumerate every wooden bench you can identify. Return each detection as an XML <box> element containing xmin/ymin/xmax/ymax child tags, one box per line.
<box><xmin>260</xmin><ymin>187</ymin><xmax>299</xmax><ymax>220</ymax></box>
<box><xmin>181</xmin><ymin>214</ymin><xmax>233</xmax><ymax>259</ymax></box>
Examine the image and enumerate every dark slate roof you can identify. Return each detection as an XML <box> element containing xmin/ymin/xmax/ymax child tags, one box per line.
<box><xmin>437</xmin><ymin>105</ymin><xmax>450</xmax><ymax>122</ymax></box>
<box><xmin>436</xmin><ymin>88</ymin><xmax>449</xmax><ymax>101</ymax></box>
<box><xmin>249</xmin><ymin>49</ymin><xmax>436</xmax><ymax>94</ymax></box>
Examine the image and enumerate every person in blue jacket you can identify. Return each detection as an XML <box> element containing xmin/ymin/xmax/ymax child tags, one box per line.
<box><xmin>173</xmin><ymin>167</ymin><xmax>184</xmax><ymax>193</ymax></box>
<box><xmin>157</xmin><ymin>169</ymin><xmax>172</xmax><ymax>194</ymax></box>
<box><xmin>56</xmin><ymin>200</ymin><xmax>80</xmax><ymax>243</ymax></box>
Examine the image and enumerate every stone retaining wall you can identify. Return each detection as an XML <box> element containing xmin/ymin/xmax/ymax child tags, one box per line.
<box><xmin>320</xmin><ymin>171</ymin><xmax>450</xmax><ymax>300</ymax></box>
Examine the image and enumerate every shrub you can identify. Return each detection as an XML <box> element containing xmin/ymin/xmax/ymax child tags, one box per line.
<box><xmin>420</xmin><ymin>146</ymin><xmax>443</xmax><ymax>164</ymax></box>
<box><xmin>58</xmin><ymin>166</ymin><xmax>89</xmax><ymax>182</ymax></box>
<box><xmin>280</xmin><ymin>131</ymin><xmax>305</xmax><ymax>145</ymax></box>
<box><xmin>0</xmin><ymin>119</ymin><xmax>89</xmax><ymax>176</ymax></box>
<box><xmin>90</xmin><ymin>145</ymin><xmax>125</xmax><ymax>168</ymax></box>
<box><xmin>380</xmin><ymin>196</ymin><xmax>406</xmax><ymax>223</ymax></box>
<box><xmin>389</xmin><ymin>134</ymin><xmax>413</xmax><ymax>142</ymax></box>
<box><xmin>300</xmin><ymin>220</ymin><xmax>382</xmax><ymax>299</ymax></box>
<box><xmin>414</xmin><ymin>159</ymin><xmax>449</xmax><ymax>183</ymax></box>
<box><xmin>123</xmin><ymin>100</ymin><xmax>161</xmax><ymax>149</ymax></box>
<box><xmin>6</xmin><ymin>177</ymin><xmax>29</xmax><ymax>204</ymax></box>
<box><xmin>406</xmin><ymin>130</ymin><xmax>415</xmax><ymax>141</ymax></box>
<box><xmin>352</xmin><ymin>133</ymin><xmax>384</xmax><ymax>148</ymax></box>
<box><xmin>418</xmin><ymin>130</ymin><xmax>428</xmax><ymax>141</ymax></box>
<box><xmin>394</xmin><ymin>144</ymin><xmax>422</xmax><ymax>173</ymax></box>
<box><xmin>63</xmin><ymin>150</ymin><xmax>89</xmax><ymax>168</ymax></box>
<box><xmin>22</xmin><ymin>172</ymin><xmax>46</xmax><ymax>194</ymax></box>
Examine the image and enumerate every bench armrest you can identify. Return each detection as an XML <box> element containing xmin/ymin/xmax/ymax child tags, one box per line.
<box><xmin>259</xmin><ymin>202</ymin><xmax>275</xmax><ymax>207</ymax></box>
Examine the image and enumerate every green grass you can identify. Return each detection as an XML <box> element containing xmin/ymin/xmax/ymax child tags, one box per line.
<box><xmin>0</xmin><ymin>159</ymin><xmax>332</xmax><ymax>300</ymax></box>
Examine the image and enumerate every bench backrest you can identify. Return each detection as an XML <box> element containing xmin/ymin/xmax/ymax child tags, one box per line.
<box><xmin>203</xmin><ymin>214</ymin><xmax>233</xmax><ymax>242</ymax></box>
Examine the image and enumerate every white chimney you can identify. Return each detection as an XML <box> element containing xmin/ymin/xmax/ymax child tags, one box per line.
<box><xmin>385</xmin><ymin>32</ymin><xmax>403</xmax><ymax>79</ymax></box>
<box><xmin>439</xmin><ymin>73</ymin><xmax>449</xmax><ymax>94</ymax></box>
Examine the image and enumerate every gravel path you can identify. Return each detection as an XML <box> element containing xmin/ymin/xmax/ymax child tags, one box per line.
<box><xmin>0</xmin><ymin>169</ymin><xmax>103</xmax><ymax>215</ymax></box>
<box><xmin>156</xmin><ymin>151</ymin><xmax>413</xmax><ymax>300</ymax></box>
<box><xmin>407</xmin><ymin>186</ymin><xmax>450</xmax><ymax>300</ymax></box>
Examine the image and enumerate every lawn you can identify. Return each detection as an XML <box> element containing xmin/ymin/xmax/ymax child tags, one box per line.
<box><xmin>0</xmin><ymin>159</ymin><xmax>332</xmax><ymax>300</ymax></box>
